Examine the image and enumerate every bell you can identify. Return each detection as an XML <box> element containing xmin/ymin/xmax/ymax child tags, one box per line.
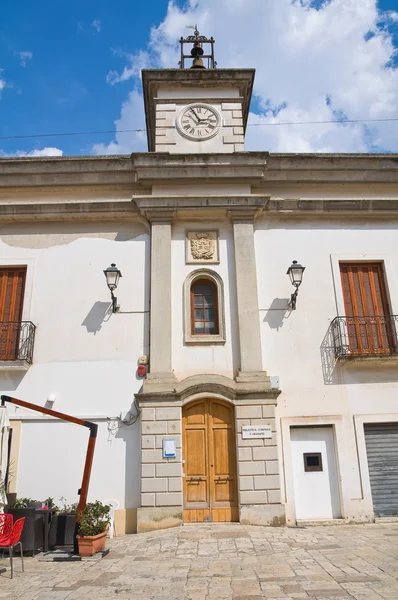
<box><xmin>191</xmin><ymin>57</ymin><xmax>205</xmax><ymax>69</ymax></box>
<box><xmin>190</xmin><ymin>42</ymin><xmax>206</xmax><ymax>69</ymax></box>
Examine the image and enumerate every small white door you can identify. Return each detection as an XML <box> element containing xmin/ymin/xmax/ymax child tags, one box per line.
<box><xmin>291</xmin><ymin>426</ymin><xmax>341</xmax><ymax>520</ymax></box>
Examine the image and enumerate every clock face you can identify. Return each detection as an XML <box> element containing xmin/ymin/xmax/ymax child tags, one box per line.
<box><xmin>177</xmin><ymin>104</ymin><xmax>221</xmax><ymax>141</ymax></box>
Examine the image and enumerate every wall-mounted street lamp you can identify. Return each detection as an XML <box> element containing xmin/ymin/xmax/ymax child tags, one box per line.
<box><xmin>103</xmin><ymin>263</ymin><xmax>122</xmax><ymax>313</ymax></box>
<box><xmin>286</xmin><ymin>260</ymin><xmax>305</xmax><ymax>310</ymax></box>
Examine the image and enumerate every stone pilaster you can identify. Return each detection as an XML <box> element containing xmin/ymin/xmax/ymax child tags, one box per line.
<box><xmin>145</xmin><ymin>211</ymin><xmax>176</xmax><ymax>390</ymax></box>
<box><xmin>236</xmin><ymin>402</ymin><xmax>285</xmax><ymax>526</ymax></box>
<box><xmin>230</xmin><ymin>211</ymin><xmax>266</xmax><ymax>382</ymax></box>
<box><xmin>137</xmin><ymin>402</ymin><xmax>183</xmax><ymax>533</ymax></box>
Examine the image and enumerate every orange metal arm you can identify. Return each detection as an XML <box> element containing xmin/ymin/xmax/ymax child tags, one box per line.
<box><xmin>1</xmin><ymin>394</ymin><xmax>98</xmax><ymax>554</ymax></box>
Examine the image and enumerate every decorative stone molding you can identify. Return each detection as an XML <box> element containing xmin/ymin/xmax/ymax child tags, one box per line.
<box><xmin>183</xmin><ymin>268</ymin><xmax>226</xmax><ymax>345</ymax></box>
<box><xmin>143</xmin><ymin>209</ymin><xmax>176</xmax><ymax>223</ymax></box>
<box><xmin>136</xmin><ymin>373</ymin><xmax>281</xmax><ymax>405</ymax></box>
<box><xmin>228</xmin><ymin>209</ymin><xmax>263</xmax><ymax>223</ymax></box>
<box><xmin>186</xmin><ymin>230</ymin><xmax>219</xmax><ymax>264</ymax></box>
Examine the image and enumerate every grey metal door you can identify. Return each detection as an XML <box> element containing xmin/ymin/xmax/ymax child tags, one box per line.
<box><xmin>364</xmin><ymin>423</ymin><xmax>398</xmax><ymax>517</ymax></box>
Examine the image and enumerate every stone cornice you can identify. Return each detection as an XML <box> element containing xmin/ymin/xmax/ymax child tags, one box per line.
<box><xmin>0</xmin><ymin>155</ymin><xmax>135</xmax><ymax>188</ymax></box>
<box><xmin>1</xmin><ymin>152</ymin><xmax>398</xmax><ymax>189</ymax></box>
<box><xmin>0</xmin><ymin>200</ymin><xmax>143</xmax><ymax>222</ymax></box>
<box><xmin>130</xmin><ymin>152</ymin><xmax>268</xmax><ymax>183</ymax></box>
<box><xmin>264</xmin><ymin>198</ymin><xmax>398</xmax><ymax>215</ymax></box>
<box><xmin>142</xmin><ymin>68</ymin><xmax>255</xmax><ymax>152</ymax></box>
<box><xmin>265</xmin><ymin>153</ymin><xmax>398</xmax><ymax>183</ymax></box>
<box><xmin>0</xmin><ymin>153</ymin><xmax>398</xmax><ymax>222</ymax></box>
<box><xmin>133</xmin><ymin>195</ymin><xmax>269</xmax><ymax>221</ymax></box>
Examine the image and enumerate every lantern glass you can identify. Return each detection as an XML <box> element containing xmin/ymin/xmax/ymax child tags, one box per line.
<box><xmin>287</xmin><ymin>261</ymin><xmax>305</xmax><ymax>287</ymax></box>
<box><xmin>104</xmin><ymin>263</ymin><xmax>122</xmax><ymax>291</ymax></box>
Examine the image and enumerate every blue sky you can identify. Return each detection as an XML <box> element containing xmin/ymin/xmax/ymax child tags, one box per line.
<box><xmin>1</xmin><ymin>0</ymin><xmax>398</xmax><ymax>156</ymax></box>
<box><xmin>0</xmin><ymin>0</ymin><xmax>171</xmax><ymax>155</ymax></box>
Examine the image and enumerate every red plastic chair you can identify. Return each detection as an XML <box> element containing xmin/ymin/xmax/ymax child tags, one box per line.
<box><xmin>0</xmin><ymin>514</ymin><xmax>13</xmax><ymax>542</ymax></box>
<box><xmin>0</xmin><ymin>517</ymin><xmax>25</xmax><ymax>579</ymax></box>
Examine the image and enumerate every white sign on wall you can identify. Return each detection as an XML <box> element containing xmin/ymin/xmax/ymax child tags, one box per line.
<box><xmin>162</xmin><ymin>438</ymin><xmax>176</xmax><ymax>458</ymax></box>
<box><xmin>242</xmin><ymin>425</ymin><xmax>272</xmax><ymax>439</ymax></box>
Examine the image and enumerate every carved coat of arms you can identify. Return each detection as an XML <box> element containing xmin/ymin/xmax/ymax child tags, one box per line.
<box><xmin>190</xmin><ymin>232</ymin><xmax>215</xmax><ymax>260</ymax></box>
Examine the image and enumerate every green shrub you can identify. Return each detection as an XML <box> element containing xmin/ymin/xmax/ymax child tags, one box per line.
<box><xmin>12</xmin><ymin>497</ymin><xmax>38</xmax><ymax>508</ymax></box>
<box><xmin>55</xmin><ymin>497</ymin><xmax>78</xmax><ymax>514</ymax></box>
<box><xmin>78</xmin><ymin>501</ymin><xmax>110</xmax><ymax>537</ymax></box>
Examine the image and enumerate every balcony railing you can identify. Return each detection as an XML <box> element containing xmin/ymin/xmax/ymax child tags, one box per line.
<box><xmin>331</xmin><ymin>315</ymin><xmax>398</xmax><ymax>359</ymax></box>
<box><xmin>0</xmin><ymin>321</ymin><xmax>36</xmax><ymax>364</ymax></box>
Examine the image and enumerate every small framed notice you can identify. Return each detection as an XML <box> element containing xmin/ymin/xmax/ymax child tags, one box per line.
<box><xmin>241</xmin><ymin>425</ymin><xmax>272</xmax><ymax>439</ymax></box>
<box><xmin>162</xmin><ymin>438</ymin><xmax>176</xmax><ymax>458</ymax></box>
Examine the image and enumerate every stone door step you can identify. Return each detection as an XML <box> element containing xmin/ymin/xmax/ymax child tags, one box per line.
<box><xmin>297</xmin><ymin>519</ymin><xmax>346</xmax><ymax>527</ymax></box>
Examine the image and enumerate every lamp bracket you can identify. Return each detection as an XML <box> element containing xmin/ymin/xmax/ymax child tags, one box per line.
<box><xmin>110</xmin><ymin>290</ymin><xmax>119</xmax><ymax>313</ymax></box>
<box><xmin>289</xmin><ymin>288</ymin><xmax>299</xmax><ymax>310</ymax></box>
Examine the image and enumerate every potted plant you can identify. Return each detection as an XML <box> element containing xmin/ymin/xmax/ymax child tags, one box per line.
<box><xmin>76</xmin><ymin>501</ymin><xmax>110</xmax><ymax>557</ymax></box>
<box><xmin>48</xmin><ymin>498</ymin><xmax>78</xmax><ymax>548</ymax></box>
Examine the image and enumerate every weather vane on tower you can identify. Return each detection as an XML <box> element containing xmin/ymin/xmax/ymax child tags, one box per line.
<box><xmin>179</xmin><ymin>25</ymin><xmax>217</xmax><ymax>69</ymax></box>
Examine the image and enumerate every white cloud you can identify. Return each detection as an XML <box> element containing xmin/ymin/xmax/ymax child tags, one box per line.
<box><xmin>92</xmin><ymin>90</ymin><xmax>146</xmax><ymax>154</ymax></box>
<box><xmin>106</xmin><ymin>49</ymin><xmax>153</xmax><ymax>85</ymax></box>
<box><xmin>92</xmin><ymin>19</ymin><xmax>101</xmax><ymax>33</ymax></box>
<box><xmin>98</xmin><ymin>0</ymin><xmax>398</xmax><ymax>154</ymax></box>
<box><xmin>0</xmin><ymin>68</ymin><xmax>7</xmax><ymax>93</ymax></box>
<box><xmin>10</xmin><ymin>147</ymin><xmax>64</xmax><ymax>157</ymax></box>
<box><xmin>16</xmin><ymin>51</ymin><xmax>33</xmax><ymax>67</ymax></box>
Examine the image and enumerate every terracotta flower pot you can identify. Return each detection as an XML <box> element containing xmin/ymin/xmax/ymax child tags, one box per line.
<box><xmin>77</xmin><ymin>529</ymin><xmax>107</xmax><ymax>557</ymax></box>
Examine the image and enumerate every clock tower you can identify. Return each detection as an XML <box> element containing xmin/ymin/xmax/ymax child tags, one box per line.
<box><xmin>142</xmin><ymin>28</ymin><xmax>254</xmax><ymax>153</ymax></box>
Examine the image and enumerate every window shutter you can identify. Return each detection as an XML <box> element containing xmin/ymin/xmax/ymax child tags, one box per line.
<box><xmin>339</xmin><ymin>262</ymin><xmax>392</xmax><ymax>355</ymax></box>
<box><xmin>340</xmin><ymin>263</ymin><xmax>388</xmax><ymax>318</ymax></box>
<box><xmin>0</xmin><ymin>268</ymin><xmax>27</xmax><ymax>360</ymax></box>
<box><xmin>340</xmin><ymin>266</ymin><xmax>354</xmax><ymax>316</ymax></box>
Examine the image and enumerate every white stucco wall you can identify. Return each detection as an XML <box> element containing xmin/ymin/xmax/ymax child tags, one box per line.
<box><xmin>255</xmin><ymin>216</ymin><xmax>398</xmax><ymax>522</ymax></box>
<box><xmin>16</xmin><ymin>419</ymin><xmax>140</xmax><ymax>510</ymax></box>
<box><xmin>0</xmin><ymin>220</ymin><xmax>149</xmax><ymax>512</ymax></box>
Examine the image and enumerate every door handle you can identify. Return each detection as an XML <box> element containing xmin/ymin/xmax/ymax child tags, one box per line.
<box><xmin>187</xmin><ymin>476</ymin><xmax>205</xmax><ymax>482</ymax></box>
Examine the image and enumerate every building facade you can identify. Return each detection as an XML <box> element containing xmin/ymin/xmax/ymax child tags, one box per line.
<box><xmin>1</xmin><ymin>40</ymin><xmax>398</xmax><ymax>533</ymax></box>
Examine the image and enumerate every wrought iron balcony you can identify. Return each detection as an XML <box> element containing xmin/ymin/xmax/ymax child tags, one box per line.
<box><xmin>331</xmin><ymin>315</ymin><xmax>398</xmax><ymax>359</ymax></box>
<box><xmin>0</xmin><ymin>321</ymin><xmax>36</xmax><ymax>364</ymax></box>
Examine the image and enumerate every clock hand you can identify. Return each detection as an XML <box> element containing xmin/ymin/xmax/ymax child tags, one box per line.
<box><xmin>191</xmin><ymin>109</ymin><xmax>203</xmax><ymax>123</ymax></box>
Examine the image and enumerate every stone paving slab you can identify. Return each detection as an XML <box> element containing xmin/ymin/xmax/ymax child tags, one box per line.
<box><xmin>1</xmin><ymin>522</ymin><xmax>398</xmax><ymax>599</ymax></box>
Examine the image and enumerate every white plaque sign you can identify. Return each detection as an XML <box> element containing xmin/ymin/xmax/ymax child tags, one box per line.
<box><xmin>241</xmin><ymin>425</ymin><xmax>272</xmax><ymax>439</ymax></box>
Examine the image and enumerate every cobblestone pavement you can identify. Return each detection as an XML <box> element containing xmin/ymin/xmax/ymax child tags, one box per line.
<box><xmin>2</xmin><ymin>522</ymin><xmax>398</xmax><ymax>599</ymax></box>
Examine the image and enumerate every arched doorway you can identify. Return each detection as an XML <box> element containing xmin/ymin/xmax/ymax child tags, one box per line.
<box><xmin>182</xmin><ymin>398</ymin><xmax>239</xmax><ymax>522</ymax></box>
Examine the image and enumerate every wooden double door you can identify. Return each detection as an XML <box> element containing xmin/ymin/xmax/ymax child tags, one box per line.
<box><xmin>182</xmin><ymin>398</ymin><xmax>239</xmax><ymax>523</ymax></box>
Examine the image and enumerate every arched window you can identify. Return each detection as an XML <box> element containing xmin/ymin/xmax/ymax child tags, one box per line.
<box><xmin>191</xmin><ymin>279</ymin><xmax>219</xmax><ymax>335</ymax></box>
<box><xmin>184</xmin><ymin>269</ymin><xmax>226</xmax><ymax>344</ymax></box>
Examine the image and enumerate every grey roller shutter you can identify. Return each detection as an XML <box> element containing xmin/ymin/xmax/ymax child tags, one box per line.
<box><xmin>364</xmin><ymin>423</ymin><xmax>398</xmax><ymax>517</ymax></box>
